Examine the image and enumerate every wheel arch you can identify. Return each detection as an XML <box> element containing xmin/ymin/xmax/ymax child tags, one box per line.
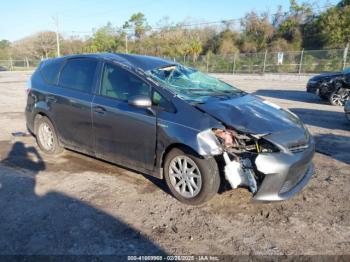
<box><xmin>158</xmin><ymin>143</ymin><xmax>205</xmax><ymax>179</ymax></box>
<box><xmin>33</xmin><ymin>111</ymin><xmax>58</xmax><ymax>139</ymax></box>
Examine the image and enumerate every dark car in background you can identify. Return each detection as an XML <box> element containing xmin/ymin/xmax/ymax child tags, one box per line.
<box><xmin>307</xmin><ymin>67</ymin><xmax>350</xmax><ymax>106</ymax></box>
<box><xmin>26</xmin><ymin>53</ymin><xmax>315</xmax><ymax>205</ymax></box>
<box><xmin>345</xmin><ymin>100</ymin><xmax>350</xmax><ymax>121</ymax></box>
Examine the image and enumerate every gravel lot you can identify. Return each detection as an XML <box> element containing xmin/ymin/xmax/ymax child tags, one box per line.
<box><xmin>0</xmin><ymin>71</ymin><xmax>349</xmax><ymax>256</ymax></box>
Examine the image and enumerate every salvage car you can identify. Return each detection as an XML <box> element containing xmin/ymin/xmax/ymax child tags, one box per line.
<box><xmin>306</xmin><ymin>67</ymin><xmax>350</xmax><ymax>106</ymax></box>
<box><xmin>26</xmin><ymin>54</ymin><xmax>315</xmax><ymax>205</ymax></box>
<box><xmin>345</xmin><ymin>100</ymin><xmax>350</xmax><ymax>121</ymax></box>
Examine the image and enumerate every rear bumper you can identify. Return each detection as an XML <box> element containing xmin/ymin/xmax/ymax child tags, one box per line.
<box><xmin>253</xmin><ymin>141</ymin><xmax>315</xmax><ymax>201</ymax></box>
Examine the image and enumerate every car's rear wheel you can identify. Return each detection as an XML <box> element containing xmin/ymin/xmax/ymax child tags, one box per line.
<box><xmin>35</xmin><ymin>116</ymin><xmax>63</xmax><ymax>155</ymax></box>
<box><xmin>164</xmin><ymin>148</ymin><xmax>220</xmax><ymax>205</ymax></box>
<box><xmin>329</xmin><ymin>88</ymin><xmax>349</xmax><ymax>106</ymax></box>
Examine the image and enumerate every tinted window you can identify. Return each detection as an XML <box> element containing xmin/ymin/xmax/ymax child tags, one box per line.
<box><xmin>100</xmin><ymin>63</ymin><xmax>150</xmax><ymax>101</ymax></box>
<box><xmin>41</xmin><ymin>60</ymin><xmax>63</xmax><ymax>85</ymax></box>
<box><xmin>153</xmin><ymin>91</ymin><xmax>173</xmax><ymax>111</ymax></box>
<box><xmin>59</xmin><ymin>59</ymin><xmax>98</xmax><ymax>93</ymax></box>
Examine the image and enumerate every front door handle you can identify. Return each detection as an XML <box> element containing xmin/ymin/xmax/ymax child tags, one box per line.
<box><xmin>93</xmin><ymin>106</ymin><xmax>106</xmax><ymax>115</ymax></box>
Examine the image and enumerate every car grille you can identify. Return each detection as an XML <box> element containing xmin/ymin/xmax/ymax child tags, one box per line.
<box><xmin>279</xmin><ymin>164</ymin><xmax>309</xmax><ymax>194</ymax></box>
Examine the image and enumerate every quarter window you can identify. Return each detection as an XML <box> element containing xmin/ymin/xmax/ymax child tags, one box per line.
<box><xmin>59</xmin><ymin>59</ymin><xmax>98</xmax><ymax>93</ymax></box>
<box><xmin>100</xmin><ymin>63</ymin><xmax>150</xmax><ymax>101</ymax></box>
<box><xmin>41</xmin><ymin>60</ymin><xmax>63</xmax><ymax>85</ymax></box>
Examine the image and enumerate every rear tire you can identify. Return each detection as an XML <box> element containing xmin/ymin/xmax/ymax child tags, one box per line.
<box><xmin>164</xmin><ymin>148</ymin><xmax>220</xmax><ymax>205</ymax></box>
<box><xmin>35</xmin><ymin>115</ymin><xmax>63</xmax><ymax>155</ymax></box>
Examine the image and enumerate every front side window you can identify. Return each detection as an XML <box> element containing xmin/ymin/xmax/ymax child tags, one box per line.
<box><xmin>59</xmin><ymin>59</ymin><xmax>98</xmax><ymax>93</ymax></box>
<box><xmin>100</xmin><ymin>63</ymin><xmax>150</xmax><ymax>101</ymax></box>
<box><xmin>147</xmin><ymin>64</ymin><xmax>244</xmax><ymax>102</ymax></box>
<box><xmin>152</xmin><ymin>91</ymin><xmax>174</xmax><ymax>111</ymax></box>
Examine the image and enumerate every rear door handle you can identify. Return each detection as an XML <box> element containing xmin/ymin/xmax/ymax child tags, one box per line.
<box><xmin>93</xmin><ymin>106</ymin><xmax>106</xmax><ymax>115</ymax></box>
<box><xmin>47</xmin><ymin>95</ymin><xmax>57</xmax><ymax>103</ymax></box>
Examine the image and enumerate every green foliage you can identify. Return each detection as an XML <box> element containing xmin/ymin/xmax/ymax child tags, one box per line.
<box><xmin>317</xmin><ymin>5</ymin><xmax>350</xmax><ymax>47</ymax></box>
<box><xmin>240</xmin><ymin>12</ymin><xmax>274</xmax><ymax>52</ymax></box>
<box><xmin>2</xmin><ymin>0</ymin><xmax>350</xmax><ymax>73</ymax></box>
<box><xmin>123</xmin><ymin>12</ymin><xmax>150</xmax><ymax>40</ymax></box>
<box><xmin>85</xmin><ymin>23</ymin><xmax>122</xmax><ymax>53</ymax></box>
<box><xmin>0</xmin><ymin>40</ymin><xmax>11</xmax><ymax>59</ymax></box>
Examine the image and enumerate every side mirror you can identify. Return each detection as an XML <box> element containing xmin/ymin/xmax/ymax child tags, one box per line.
<box><xmin>128</xmin><ymin>95</ymin><xmax>152</xmax><ymax>108</ymax></box>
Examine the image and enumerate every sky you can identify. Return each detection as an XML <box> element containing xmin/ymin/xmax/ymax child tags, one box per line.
<box><xmin>0</xmin><ymin>0</ymin><xmax>339</xmax><ymax>41</ymax></box>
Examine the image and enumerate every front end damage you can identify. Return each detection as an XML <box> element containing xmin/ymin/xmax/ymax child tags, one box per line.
<box><xmin>202</xmin><ymin>127</ymin><xmax>315</xmax><ymax>201</ymax></box>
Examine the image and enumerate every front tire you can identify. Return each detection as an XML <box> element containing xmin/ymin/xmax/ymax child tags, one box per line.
<box><xmin>35</xmin><ymin>116</ymin><xmax>63</xmax><ymax>155</ymax></box>
<box><xmin>329</xmin><ymin>88</ymin><xmax>349</xmax><ymax>106</ymax></box>
<box><xmin>164</xmin><ymin>148</ymin><xmax>220</xmax><ymax>205</ymax></box>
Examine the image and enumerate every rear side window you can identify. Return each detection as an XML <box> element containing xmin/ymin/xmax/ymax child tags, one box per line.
<box><xmin>40</xmin><ymin>60</ymin><xmax>63</xmax><ymax>85</ymax></box>
<box><xmin>59</xmin><ymin>59</ymin><xmax>98</xmax><ymax>93</ymax></box>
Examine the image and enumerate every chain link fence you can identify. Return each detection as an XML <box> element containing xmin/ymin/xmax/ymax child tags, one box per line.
<box><xmin>0</xmin><ymin>48</ymin><xmax>349</xmax><ymax>74</ymax></box>
<box><xmin>173</xmin><ymin>48</ymin><xmax>349</xmax><ymax>74</ymax></box>
<box><xmin>0</xmin><ymin>59</ymin><xmax>41</xmax><ymax>71</ymax></box>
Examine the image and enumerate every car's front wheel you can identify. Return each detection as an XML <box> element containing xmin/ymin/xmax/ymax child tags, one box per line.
<box><xmin>329</xmin><ymin>88</ymin><xmax>349</xmax><ymax>106</ymax></box>
<box><xmin>164</xmin><ymin>148</ymin><xmax>220</xmax><ymax>205</ymax></box>
<box><xmin>35</xmin><ymin>115</ymin><xmax>63</xmax><ymax>155</ymax></box>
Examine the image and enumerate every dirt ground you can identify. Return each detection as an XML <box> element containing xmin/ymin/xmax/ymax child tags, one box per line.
<box><xmin>0</xmin><ymin>71</ymin><xmax>349</xmax><ymax>256</ymax></box>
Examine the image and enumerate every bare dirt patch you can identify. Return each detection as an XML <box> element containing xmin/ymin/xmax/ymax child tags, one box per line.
<box><xmin>0</xmin><ymin>72</ymin><xmax>349</xmax><ymax>255</ymax></box>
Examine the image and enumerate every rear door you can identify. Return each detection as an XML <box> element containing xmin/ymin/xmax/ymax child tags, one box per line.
<box><xmin>92</xmin><ymin>62</ymin><xmax>157</xmax><ymax>170</ymax></box>
<box><xmin>51</xmin><ymin>58</ymin><xmax>99</xmax><ymax>154</ymax></box>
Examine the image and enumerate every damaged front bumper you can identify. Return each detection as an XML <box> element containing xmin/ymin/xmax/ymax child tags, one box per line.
<box><xmin>253</xmin><ymin>142</ymin><xmax>315</xmax><ymax>201</ymax></box>
<box><xmin>223</xmin><ymin>135</ymin><xmax>315</xmax><ymax>201</ymax></box>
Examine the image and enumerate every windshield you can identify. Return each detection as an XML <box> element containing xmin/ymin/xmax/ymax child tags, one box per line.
<box><xmin>147</xmin><ymin>64</ymin><xmax>243</xmax><ymax>102</ymax></box>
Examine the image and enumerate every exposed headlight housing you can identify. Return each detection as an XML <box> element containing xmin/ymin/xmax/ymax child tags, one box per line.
<box><xmin>257</xmin><ymin>138</ymin><xmax>280</xmax><ymax>153</ymax></box>
<box><xmin>197</xmin><ymin>129</ymin><xmax>223</xmax><ymax>155</ymax></box>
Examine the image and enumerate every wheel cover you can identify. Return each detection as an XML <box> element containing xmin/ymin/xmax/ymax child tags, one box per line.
<box><xmin>38</xmin><ymin>122</ymin><xmax>54</xmax><ymax>151</ymax></box>
<box><xmin>169</xmin><ymin>155</ymin><xmax>202</xmax><ymax>198</ymax></box>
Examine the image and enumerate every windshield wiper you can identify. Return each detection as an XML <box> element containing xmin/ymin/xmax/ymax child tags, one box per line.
<box><xmin>186</xmin><ymin>88</ymin><xmax>240</xmax><ymax>98</ymax></box>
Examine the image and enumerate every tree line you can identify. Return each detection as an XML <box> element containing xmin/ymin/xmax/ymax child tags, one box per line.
<box><xmin>0</xmin><ymin>0</ymin><xmax>349</xmax><ymax>62</ymax></box>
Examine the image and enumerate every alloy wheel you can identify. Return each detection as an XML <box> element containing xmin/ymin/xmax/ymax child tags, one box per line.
<box><xmin>168</xmin><ymin>155</ymin><xmax>202</xmax><ymax>198</ymax></box>
<box><xmin>38</xmin><ymin>122</ymin><xmax>54</xmax><ymax>151</ymax></box>
<box><xmin>330</xmin><ymin>91</ymin><xmax>348</xmax><ymax>106</ymax></box>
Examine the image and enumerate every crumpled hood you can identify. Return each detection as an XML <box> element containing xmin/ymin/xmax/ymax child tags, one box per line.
<box><xmin>196</xmin><ymin>94</ymin><xmax>304</xmax><ymax>134</ymax></box>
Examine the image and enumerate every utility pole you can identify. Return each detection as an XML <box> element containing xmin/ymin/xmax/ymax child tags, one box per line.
<box><xmin>299</xmin><ymin>49</ymin><xmax>304</xmax><ymax>75</ymax></box>
<box><xmin>232</xmin><ymin>53</ymin><xmax>236</xmax><ymax>75</ymax></box>
<box><xmin>343</xmin><ymin>42</ymin><xmax>349</xmax><ymax>70</ymax></box>
<box><xmin>263</xmin><ymin>50</ymin><xmax>268</xmax><ymax>74</ymax></box>
<box><xmin>52</xmin><ymin>15</ymin><xmax>60</xmax><ymax>57</ymax></box>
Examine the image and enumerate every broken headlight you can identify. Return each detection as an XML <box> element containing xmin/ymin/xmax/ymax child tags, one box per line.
<box><xmin>214</xmin><ymin>128</ymin><xmax>280</xmax><ymax>154</ymax></box>
<box><xmin>197</xmin><ymin>129</ymin><xmax>223</xmax><ymax>155</ymax></box>
<box><xmin>257</xmin><ymin>139</ymin><xmax>280</xmax><ymax>153</ymax></box>
<box><xmin>214</xmin><ymin>128</ymin><xmax>257</xmax><ymax>153</ymax></box>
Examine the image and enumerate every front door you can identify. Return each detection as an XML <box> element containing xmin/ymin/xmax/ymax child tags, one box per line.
<box><xmin>92</xmin><ymin>62</ymin><xmax>157</xmax><ymax>171</ymax></box>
